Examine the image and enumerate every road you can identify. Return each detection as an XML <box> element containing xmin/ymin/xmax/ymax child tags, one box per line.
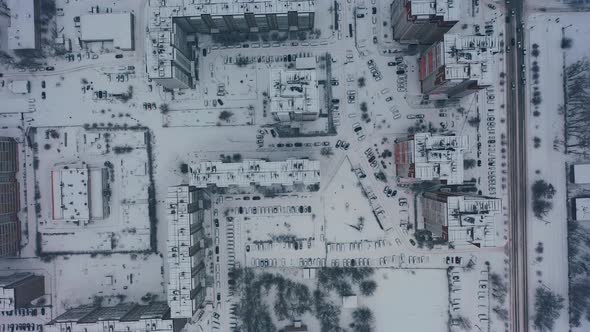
<box><xmin>505</xmin><ymin>0</ymin><xmax>529</xmax><ymax>331</ymax></box>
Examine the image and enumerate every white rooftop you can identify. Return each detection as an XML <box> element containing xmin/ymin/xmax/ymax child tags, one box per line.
<box><xmin>413</xmin><ymin>133</ymin><xmax>468</xmax><ymax>184</ymax></box>
<box><xmin>80</xmin><ymin>13</ymin><xmax>134</xmax><ymax>50</ymax></box>
<box><xmin>442</xmin><ymin>34</ymin><xmax>499</xmax><ymax>85</ymax></box>
<box><xmin>166</xmin><ymin>186</ymin><xmax>198</xmax><ymax>318</ymax></box>
<box><xmin>575</xmin><ymin>198</ymin><xmax>590</xmax><ymax>221</ymax></box>
<box><xmin>409</xmin><ymin>0</ymin><xmax>460</xmax><ymax>22</ymax></box>
<box><xmin>7</xmin><ymin>0</ymin><xmax>37</xmax><ymax>50</ymax></box>
<box><xmin>270</xmin><ymin>68</ymin><xmax>319</xmax><ymax>120</ymax></box>
<box><xmin>445</xmin><ymin>195</ymin><xmax>502</xmax><ymax>247</ymax></box>
<box><xmin>191</xmin><ymin>159</ymin><xmax>320</xmax><ymax>188</ymax></box>
<box><xmin>9</xmin><ymin>80</ymin><xmax>29</xmax><ymax>94</ymax></box>
<box><xmin>149</xmin><ymin>0</ymin><xmax>314</xmax><ymax>17</ymax></box>
<box><xmin>574</xmin><ymin>164</ymin><xmax>590</xmax><ymax>184</ymax></box>
<box><xmin>51</xmin><ymin>167</ymin><xmax>91</xmax><ymax>223</ymax></box>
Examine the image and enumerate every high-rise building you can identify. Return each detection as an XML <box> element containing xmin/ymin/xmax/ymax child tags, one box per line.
<box><xmin>166</xmin><ymin>185</ymin><xmax>210</xmax><ymax>318</ymax></box>
<box><xmin>0</xmin><ymin>272</ymin><xmax>45</xmax><ymax>311</ymax></box>
<box><xmin>146</xmin><ymin>0</ymin><xmax>315</xmax><ymax>90</ymax></box>
<box><xmin>390</xmin><ymin>0</ymin><xmax>459</xmax><ymax>44</ymax></box>
<box><xmin>0</xmin><ymin>136</ymin><xmax>20</xmax><ymax>257</ymax></box>
<box><xmin>45</xmin><ymin>302</ymin><xmax>183</xmax><ymax>332</ymax></box>
<box><xmin>394</xmin><ymin>133</ymin><xmax>468</xmax><ymax>185</ymax></box>
<box><xmin>421</xmin><ymin>192</ymin><xmax>502</xmax><ymax>247</ymax></box>
<box><xmin>418</xmin><ymin>33</ymin><xmax>500</xmax><ymax>97</ymax></box>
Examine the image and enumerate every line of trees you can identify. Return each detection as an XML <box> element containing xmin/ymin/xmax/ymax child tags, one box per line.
<box><xmin>565</xmin><ymin>58</ymin><xmax>590</xmax><ymax>155</ymax></box>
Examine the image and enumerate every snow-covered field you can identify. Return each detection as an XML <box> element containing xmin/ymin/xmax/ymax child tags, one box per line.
<box><xmin>525</xmin><ymin>9</ymin><xmax>590</xmax><ymax>332</ymax></box>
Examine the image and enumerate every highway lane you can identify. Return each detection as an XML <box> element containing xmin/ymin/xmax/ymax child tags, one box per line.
<box><xmin>505</xmin><ymin>0</ymin><xmax>529</xmax><ymax>331</ymax></box>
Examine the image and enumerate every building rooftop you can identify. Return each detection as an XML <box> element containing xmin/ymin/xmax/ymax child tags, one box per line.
<box><xmin>413</xmin><ymin>133</ymin><xmax>468</xmax><ymax>184</ymax></box>
<box><xmin>80</xmin><ymin>13</ymin><xmax>134</xmax><ymax>50</ymax></box>
<box><xmin>409</xmin><ymin>0</ymin><xmax>460</xmax><ymax>22</ymax></box>
<box><xmin>574</xmin><ymin>164</ymin><xmax>590</xmax><ymax>184</ymax></box>
<box><xmin>7</xmin><ymin>0</ymin><xmax>37</xmax><ymax>50</ymax></box>
<box><xmin>441</xmin><ymin>33</ymin><xmax>500</xmax><ymax>85</ymax></box>
<box><xmin>149</xmin><ymin>0</ymin><xmax>314</xmax><ymax>17</ymax></box>
<box><xmin>445</xmin><ymin>195</ymin><xmax>501</xmax><ymax>247</ymax></box>
<box><xmin>575</xmin><ymin>198</ymin><xmax>590</xmax><ymax>221</ymax></box>
<box><xmin>50</xmin><ymin>303</ymin><xmax>171</xmax><ymax>323</ymax></box>
<box><xmin>51</xmin><ymin>166</ymin><xmax>90</xmax><ymax>223</ymax></box>
<box><xmin>166</xmin><ymin>185</ymin><xmax>199</xmax><ymax>318</ymax></box>
<box><xmin>269</xmin><ymin>68</ymin><xmax>319</xmax><ymax>120</ymax></box>
<box><xmin>191</xmin><ymin>159</ymin><xmax>320</xmax><ymax>188</ymax></box>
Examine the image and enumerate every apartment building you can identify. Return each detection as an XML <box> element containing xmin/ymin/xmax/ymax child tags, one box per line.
<box><xmin>390</xmin><ymin>0</ymin><xmax>459</xmax><ymax>44</ymax></box>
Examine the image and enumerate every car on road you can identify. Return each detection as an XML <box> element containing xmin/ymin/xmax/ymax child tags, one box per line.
<box><xmin>386</xmin><ymin>96</ymin><xmax>393</xmax><ymax>102</ymax></box>
<box><xmin>45</xmin><ymin>66</ymin><xmax>54</xmax><ymax>71</ymax></box>
<box><xmin>41</xmin><ymin>91</ymin><xmax>46</xmax><ymax>99</ymax></box>
<box><xmin>115</xmin><ymin>54</ymin><xmax>123</xmax><ymax>59</ymax></box>
<box><xmin>416</xmin><ymin>114</ymin><xmax>425</xmax><ymax>119</ymax></box>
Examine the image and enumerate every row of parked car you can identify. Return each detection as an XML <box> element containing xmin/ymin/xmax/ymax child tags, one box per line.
<box><xmin>235</xmin><ymin>205</ymin><xmax>312</xmax><ymax>215</ymax></box>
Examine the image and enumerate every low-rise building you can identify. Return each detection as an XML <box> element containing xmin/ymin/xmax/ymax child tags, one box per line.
<box><xmin>419</xmin><ymin>33</ymin><xmax>500</xmax><ymax>97</ymax></box>
<box><xmin>573</xmin><ymin>163</ymin><xmax>590</xmax><ymax>184</ymax></box>
<box><xmin>0</xmin><ymin>136</ymin><xmax>20</xmax><ymax>257</ymax></box>
<box><xmin>6</xmin><ymin>0</ymin><xmax>40</xmax><ymax>50</ymax></box>
<box><xmin>51</xmin><ymin>165</ymin><xmax>108</xmax><ymax>225</ymax></box>
<box><xmin>45</xmin><ymin>302</ymin><xmax>182</xmax><ymax>332</ymax></box>
<box><xmin>0</xmin><ymin>273</ymin><xmax>45</xmax><ymax>311</ymax></box>
<box><xmin>421</xmin><ymin>192</ymin><xmax>502</xmax><ymax>247</ymax></box>
<box><xmin>270</xmin><ymin>68</ymin><xmax>319</xmax><ymax>122</ymax></box>
<box><xmin>390</xmin><ymin>0</ymin><xmax>460</xmax><ymax>44</ymax></box>
<box><xmin>394</xmin><ymin>133</ymin><xmax>468</xmax><ymax>184</ymax></box>
<box><xmin>574</xmin><ymin>198</ymin><xmax>590</xmax><ymax>221</ymax></box>
<box><xmin>80</xmin><ymin>13</ymin><xmax>134</xmax><ymax>50</ymax></box>
<box><xmin>191</xmin><ymin>159</ymin><xmax>320</xmax><ymax>188</ymax></box>
<box><xmin>166</xmin><ymin>185</ymin><xmax>209</xmax><ymax>318</ymax></box>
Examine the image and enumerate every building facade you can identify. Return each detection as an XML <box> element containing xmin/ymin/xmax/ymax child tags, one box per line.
<box><xmin>0</xmin><ymin>137</ymin><xmax>20</xmax><ymax>256</ymax></box>
<box><xmin>390</xmin><ymin>0</ymin><xmax>459</xmax><ymax>44</ymax></box>
<box><xmin>0</xmin><ymin>273</ymin><xmax>45</xmax><ymax>311</ymax></box>
<box><xmin>166</xmin><ymin>185</ymin><xmax>209</xmax><ymax>318</ymax></box>
<box><xmin>418</xmin><ymin>33</ymin><xmax>500</xmax><ymax>97</ymax></box>
<box><xmin>45</xmin><ymin>302</ymin><xmax>182</xmax><ymax>332</ymax></box>
<box><xmin>394</xmin><ymin>133</ymin><xmax>468</xmax><ymax>184</ymax></box>
<box><xmin>421</xmin><ymin>192</ymin><xmax>501</xmax><ymax>247</ymax></box>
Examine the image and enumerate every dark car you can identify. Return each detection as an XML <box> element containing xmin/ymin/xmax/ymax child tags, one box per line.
<box><xmin>396</xmin><ymin>69</ymin><xmax>405</xmax><ymax>75</ymax></box>
<box><xmin>294</xmin><ymin>142</ymin><xmax>303</xmax><ymax>147</ymax></box>
<box><xmin>215</xmin><ymin>246</ymin><xmax>219</xmax><ymax>254</ymax></box>
<box><xmin>286</xmin><ymin>143</ymin><xmax>293</xmax><ymax>147</ymax></box>
<box><xmin>41</xmin><ymin>81</ymin><xmax>46</xmax><ymax>88</ymax></box>
<box><xmin>372</xmin><ymin>7</ymin><xmax>377</xmax><ymax>14</ymax></box>
<box><xmin>202</xmin><ymin>48</ymin><xmax>207</xmax><ymax>56</ymax></box>
<box><xmin>246</xmin><ymin>245</ymin><xmax>250</xmax><ymax>252</ymax></box>
<box><xmin>115</xmin><ymin>54</ymin><xmax>123</xmax><ymax>59</ymax></box>
<box><xmin>214</xmin><ymin>219</ymin><xmax>219</xmax><ymax>227</ymax></box>
<box><xmin>45</xmin><ymin>66</ymin><xmax>54</xmax><ymax>71</ymax></box>
<box><xmin>41</xmin><ymin>91</ymin><xmax>46</xmax><ymax>99</ymax></box>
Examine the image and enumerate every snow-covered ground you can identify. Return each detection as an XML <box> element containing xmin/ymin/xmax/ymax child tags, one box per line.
<box><xmin>525</xmin><ymin>9</ymin><xmax>590</xmax><ymax>332</ymax></box>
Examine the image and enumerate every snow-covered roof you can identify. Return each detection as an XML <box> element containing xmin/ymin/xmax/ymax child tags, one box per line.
<box><xmin>47</xmin><ymin>302</ymin><xmax>175</xmax><ymax>332</ymax></box>
<box><xmin>269</xmin><ymin>68</ymin><xmax>319</xmax><ymax>122</ymax></box>
<box><xmin>574</xmin><ymin>164</ymin><xmax>590</xmax><ymax>184</ymax></box>
<box><xmin>7</xmin><ymin>0</ymin><xmax>37</xmax><ymax>50</ymax></box>
<box><xmin>409</xmin><ymin>0</ymin><xmax>460</xmax><ymax>22</ymax></box>
<box><xmin>295</xmin><ymin>57</ymin><xmax>316</xmax><ymax>69</ymax></box>
<box><xmin>575</xmin><ymin>198</ymin><xmax>590</xmax><ymax>221</ymax></box>
<box><xmin>445</xmin><ymin>195</ymin><xmax>501</xmax><ymax>247</ymax></box>
<box><xmin>9</xmin><ymin>80</ymin><xmax>29</xmax><ymax>94</ymax></box>
<box><xmin>80</xmin><ymin>13</ymin><xmax>134</xmax><ymax>50</ymax></box>
<box><xmin>166</xmin><ymin>185</ymin><xmax>206</xmax><ymax>318</ymax></box>
<box><xmin>191</xmin><ymin>159</ymin><xmax>320</xmax><ymax>188</ymax></box>
<box><xmin>412</xmin><ymin>133</ymin><xmax>468</xmax><ymax>184</ymax></box>
<box><xmin>51</xmin><ymin>166</ymin><xmax>90</xmax><ymax>222</ymax></box>
<box><xmin>441</xmin><ymin>34</ymin><xmax>499</xmax><ymax>85</ymax></box>
<box><xmin>149</xmin><ymin>0</ymin><xmax>314</xmax><ymax>17</ymax></box>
